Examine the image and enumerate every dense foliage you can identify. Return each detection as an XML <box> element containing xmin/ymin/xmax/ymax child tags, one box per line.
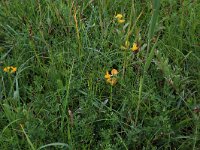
<box><xmin>0</xmin><ymin>0</ymin><xmax>200</xmax><ymax>149</ymax></box>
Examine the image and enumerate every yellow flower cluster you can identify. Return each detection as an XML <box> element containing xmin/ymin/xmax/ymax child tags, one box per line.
<box><xmin>131</xmin><ymin>43</ymin><xmax>139</xmax><ymax>52</ymax></box>
<box><xmin>104</xmin><ymin>69</ymin><xmax>118</xmax><ymax>86</ymax></box>
<box><xmin>104</xmin><ymin>13</ymin><xmax>141</xmax><ymax>86</ymax></box>
<box><xmin>115</xmin><ymin>14</ymin><xmax>125</xmax><ymax>24</ymax></box>
<box><xmin>121</xmin><ymin>41</ymin><xmax>139</xmax><ymax>52</ymax></box>
<box><xmin>115</xmin><ymin>13</ymin><xmax>140</xmax><ymax>53</ymax></box>
<box><xmin>3</xmin><ymin>66</ymin><xmax>17</xmax><ymax>73</ymax></box>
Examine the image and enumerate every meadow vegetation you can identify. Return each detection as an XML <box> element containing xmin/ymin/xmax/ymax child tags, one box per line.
<box><xmin>0</xmin><ymin>0</ymin><xmax>200</xmax><ymax>149</ymax></box>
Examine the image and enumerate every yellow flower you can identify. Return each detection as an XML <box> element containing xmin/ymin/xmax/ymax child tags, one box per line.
<box><xmin>131</xmin><ymin>43</ymin><xmax>139</xmax><ymax>52</ymax></box>
<box><xmin>10</xmin><ymin>66</ymin><xmax>17</xmax><ymax>73</ymax></box>
<box><xmin>104</xmin><ymin>69</ymin><xmax>119</xmax><ymax>86</ymax></box>
<box><xmin>115</xmin><ymin>14</ymin><xmax>125</xmax><ymax>24</ymax></box>
<box><xmin>115</xmin><ymin>14</ymin><xmax>123</xmax><ymax>19</ymax></box>
<box><xmin>106</xmin><ymin>78</ymin><xmax>117</xmax><ymax>86</ymax></box>
<box><xmin>3</xmin><ymin>66</ymin><xmax>11</xmax><ymax>72</ymax></box>
<box><xmin>105</xmin><ymin>71</ymin><xmax>111</xmax><ymax>79</ymax></box>
<box><xmin>117</xmin><ymin>19</ymin><xmax>125</xmax><ymax>24</ymax></box>
<box><xmin>111</xmin><ymin>69</ymin><xmax>118</xmax><ymax>75</ymax></box>
<box><xmin>3</xmin><ymin>66</ymin><xmax>17</xmax><ymax>73</ymax></box>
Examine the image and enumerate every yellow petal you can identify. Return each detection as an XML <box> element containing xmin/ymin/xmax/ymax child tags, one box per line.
<box><xmin>110</xmin><ymin>78</ymin><xmax>117</xmax><ymax>86</ymax></box>
<box><xmin>3</xmin><ymin>66</ymin><xmax>17</xmax><ymax>73</ymax></box>
<box><xmin>106</xmin><ymin>78</ymin><xmax>117</xmax><ymax>86</ymax></box>
<box><xmin>131</xmin><ymin>43</ymin><xmax>139</xmax><ymax>51</ymax></box>
<box><xmin>3</xmin><ymin>67</ymin><xmax>10</xmax><ymax>72</ymax></box>
<box><xmin>11</xmin><ymin>67</ymin><xmax>17</xmax><ymax>73</ymax></box>
<box><xmin>106</xmin><ymin>78</ymin><xmax>112</xmax><ymax>84</ymax></box>
<box><xmin>104</xmin><ymin>71</ymin><xmax>111</xmax><ymax>79</ymax></box>
<box><xmin>111</xmin><ymin>69</ymin><xmax>118</xmax><ymax>75</ymax></box>
<box><xmin>115</xmin><ymin>14</ymin><xmax>123</xmax><ymax>19</ymax></box>
<box><xmin>117</xmin><ymin>19</ymin><xmax>125</xmax><ymax>24</ymax></box>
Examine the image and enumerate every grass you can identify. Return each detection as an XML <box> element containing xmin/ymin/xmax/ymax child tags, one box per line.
<box><xmin>0</xmin><ymin>0</ymin><xmax>200</xmax><ymax>149</ymax></box>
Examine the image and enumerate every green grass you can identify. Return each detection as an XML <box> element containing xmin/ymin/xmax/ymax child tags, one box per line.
<box><xmin>0</xmin><ymin>0</ymin><xmax>200</xmax><ymax>149</ymax></box>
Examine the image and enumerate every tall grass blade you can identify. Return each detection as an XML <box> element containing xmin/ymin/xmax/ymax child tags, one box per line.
<box><xmin>20</xmin><ymin>124</ymin><xmax>36</xmax><ymax>150</ymax></box>
<box><xmin>37</xmin><ymin>143</ymin><xmax>69</xmax><ymax>150</ymax></box>
<box><xmin>135</xmin><ymin>0</ymin><xmax>160</xmax><ymax>125</ymax></box>
<box><xmin>147</xmin><ymin>0</ymin><xmax>160</xmax><ymax>52</ymax></box>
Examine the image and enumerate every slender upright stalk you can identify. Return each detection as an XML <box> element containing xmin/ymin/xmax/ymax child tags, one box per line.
<box><xmin>61</xmin><ymin>60</ymin><xmax>74</xmax><ymax>134</ymax></box>
<box><xmin>135</xmin><ymin>0</ymin><xmax>160</xmax><ymax>125</ymax></box>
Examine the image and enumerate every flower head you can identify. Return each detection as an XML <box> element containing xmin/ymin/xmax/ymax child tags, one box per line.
<box><xmin>106</xmin><ymin>77</ymin><xmax>117</xmax><ymax>86</ymax></box>
<box><xmin>104</xmin><ymin>69</ymin><xmax>119</xmax><ymax>86</ymax></box>
<box><xmin>3</xmin><ymin>66</ymin><xmax>10</xmax><ymax>72</ymax></box>
<box><xmin>11</xmin><ymin>67</ymin><xmax>17</xmax><ymax>73</ymax></box>
<box><xmin>115</xmin><ymin>14</ymin><xmax>123</xmax><ymax>20</ymax></box>
<box><xmin>105</xmin><ymin>71</ymin><xmax>111</xmax><ymax>79</ymax></box>
<box><xmin>111</xmin><ymin>69</ymin><xmax>118</xmax><ymax>75</ymax></box>
<box><xmin>3</xmin><ymin>66</ymin><xmax>17</xmax><ymax>73</ymax></box>
<box><xmin>117</xmin><ymin>19</ymin><xmax>125</xmax><ymax>24</ymax></box>
<box><xmin>131</xmin><ymin>43</ymin><xmax>139</xmax><ymax>52</ymax></box>
<box><xmin>115</xmin><ymin>13</ymin><xmax>125</xmax><ymax>24</ymax></box>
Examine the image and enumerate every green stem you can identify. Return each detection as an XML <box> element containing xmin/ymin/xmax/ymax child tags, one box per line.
<box><xmin>61</xmin><ymin>60</ymin><xmax>74</xmax><ymax>134</ymax></box>
<box><xmin>110</xmin><ymin>86</ymin><xmax>113</xmax><ymax>109</ymax></box>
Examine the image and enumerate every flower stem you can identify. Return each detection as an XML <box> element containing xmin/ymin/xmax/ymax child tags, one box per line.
<box><xmin>110</xmin><ymin>86</ymin><xmax>113</xmax><ymax>109</ymax></box>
